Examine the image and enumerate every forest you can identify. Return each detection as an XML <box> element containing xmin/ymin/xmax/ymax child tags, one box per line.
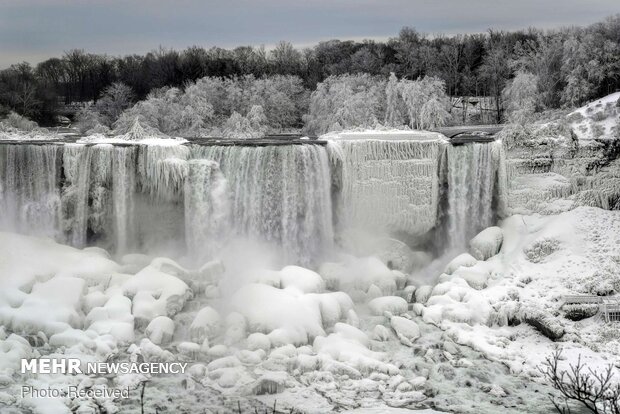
<box><xmin>0</xmin><ymin>14</ymin><xmax>619</xmax><ymax>136</ymax></box>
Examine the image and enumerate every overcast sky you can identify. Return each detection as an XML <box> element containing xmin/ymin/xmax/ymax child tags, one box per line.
<box><xmin>1</xmin><ymin>0</ymin><xmax>618</xmax><ymax>68</ymax></box>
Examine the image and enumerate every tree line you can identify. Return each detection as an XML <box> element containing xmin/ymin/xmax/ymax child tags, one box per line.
<box><xmin>0</xmin><ymin>14</ymin><xmax>618</xmax><ymax>127</ymax></box>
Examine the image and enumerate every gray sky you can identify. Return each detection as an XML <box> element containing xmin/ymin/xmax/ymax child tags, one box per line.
<box><xmin>1</xmin><ymin>0</ymin><xmax>618</xmax><ymax>68</ymax></box>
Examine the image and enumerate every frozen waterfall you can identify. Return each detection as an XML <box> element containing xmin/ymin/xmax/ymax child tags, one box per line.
<box><xmin>327</xmin><ymin>137</ymin><xmax>444</xmax><ymax>239</ymax></box>
<box><xmin>0</xmin><ymin>144</ymin><xmax>62</xmax><ymax>238</ymax></box>
<box><xmin>191</xmin><ymin>145</ymin><xmax>334</xmax><ymax>265</ymax></box>
<box><xmin>0</xmin><ymin>137</ymin><xmax>507</xmax><ymax>264</ymax></box>
<box><xmin>445</xmin><ymin>141</ymin><xmax>505</xmax><ymax>249</ymax></box>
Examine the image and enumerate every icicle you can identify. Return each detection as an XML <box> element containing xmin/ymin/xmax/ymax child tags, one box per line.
<box><xmin>138</xmin><ymin>145</ymin><xmax>189</xmax><ymax>201</ymax></box>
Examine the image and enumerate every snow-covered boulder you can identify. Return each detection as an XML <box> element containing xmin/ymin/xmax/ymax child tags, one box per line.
<box><xmin>386</xmin><ymin>312</ymin><xmax>420</xmax><ymax>346</ymax></box>
<box><xmin>333</xmin><ymin>322</ymin><xmax>369</xmax><ymax>347</ymax></box>
<box><xmin>231</xmin><ymin>283</ymin><xmax>326</xmax><ymax>345</ymax></box>
<box><xmin>150</xmin><ymin>257</ymin><xmax>189</xmax><ymax>278</ymax></box>
<box><xmin>0</xmin><ymin>276</ymin><xmax>86</xmax><ymax>337</ymax></box>
<box><xmin>120</xmin><ymin>253</ymin><xmax>152</xmax><ymax>274</ymax></box>
<box><xmin>414</xmin><ymin>285</ymin><xmax>433</xmax><ymax>304</ymax></box>
<box><xmin>0</xmin><ymin>334</ymin><xmax>33</xmax><ymax>375</ymax></box>
<box><xmin>145</xmin><ymin>316</ymin><xmax>175</xmax><ymax>345</ymax></box>
<box><xmin>469</xmin><ymin>226</ymin><xmax>503</xmax><ymax>260</ymax></box>
<box><xmin>368</xmin><ymin>296</ymin><xmax>408</xmax><ymax>316</ymax></box>
<box><xmin>122</xmin><ymin>265</ymin><xmax>192</xmax><ymax>324</ymax></box>
<box><xmin>196</xmin><ymin>260</ymin><xmax>225</xmax><ymax>281</ymax></box>
<box><xmin>86</xmin><ymin>295</ymin><xmax>135</xmax><ymax>342</ymax></box>
<box><xmin>280</xmin><ymin>266</ymin><xmax>325</xmax><ymax>293</ymax></box>
<box><xmin>450</xmin><ymin>265</ymin><xmax>491</xmax><ymax>290</ymax></box>
<box><xmin>318</xmin><ymin>256</ymin><xmax>399</xmax><ymax>295</ymax></box>
<box><xmin>444</xmin><ymin>253</ymin><xmax>478</xmax><ymax>275</ymax></box>
<box><xmin>189</xmin><ymin>306</ymin><xmax>222</xmax><ymax>343</ymax></box>
<box><xmin>246</xmin><ymin>332</ymin><xmax>271</xmax><ymax>352</ymax></box>
<box><xmin>177</xmin><ymin>342</ymin><xmax>201</xmax><ymax>359</ymax></box>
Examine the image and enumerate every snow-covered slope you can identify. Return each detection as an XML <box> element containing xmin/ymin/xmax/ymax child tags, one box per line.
<box><xmin>567</xmin><ymin>91</ymin><xmax>620</xmax><ymax>142</ymax></box>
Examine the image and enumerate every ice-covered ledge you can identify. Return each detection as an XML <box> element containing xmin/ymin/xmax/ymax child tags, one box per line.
<box><xmin>323</xmin><ymin>129</ymin><xmax>447</xmax><ymax>141</ymax></box>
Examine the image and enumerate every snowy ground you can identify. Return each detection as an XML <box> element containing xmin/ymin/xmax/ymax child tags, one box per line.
<box><xmin>0</xmin><ymin>203</ymin><xmax>619</xmax><ymax>413</ymax></box>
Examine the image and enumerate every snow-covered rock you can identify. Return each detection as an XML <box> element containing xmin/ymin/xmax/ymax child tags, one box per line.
<box><xmin>386</xmin><ymin>313</ymin><xmax>420</xmax><ymax>346</ymax></box>
<box><xmin>122</xmin><ymin>265</ymin><xmax>192</xmax><ymax>324</ymax></box>
<box><xmin>469</xmin><ymin>226</ymin><xmax>503</xmax><ymax>260</ymax></box>
<box><xmin>231</xmin><ymin>283</ymin><xmax>325</xmax><ymax>345</ymax></box>
<box><xmin>368</xmin><ymin>296</ymin><xmax>408</xmax><ymax>316</ymax></box>
<box><xmin>190</xmin><ymin>306</ymin><xmax>222</xmax><ymax>343</ymax></box>
<box><xmin>145</xmin><ymin>316</ymin><xmax>175</xmax><ymax>345</ymax></box>
<box><xmin>444</xmin><ymin>253</ymin><xmax>478</xmax><ymax>275</ymax></box>
<box><xmin>246</xmin><ymin>332</ymin><xmax>271</xmax><ymax>352</ymax></box>
<box><xmin>280</xmin><ymin>265</ymin><xmax>325</xmax><ymax>293</ymax></box>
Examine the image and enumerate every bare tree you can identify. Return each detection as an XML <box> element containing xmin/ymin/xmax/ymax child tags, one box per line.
<box><xmin>539</xmin><ymin>349</ymin><xmax>620</xmax><ymax>414</ymax></box>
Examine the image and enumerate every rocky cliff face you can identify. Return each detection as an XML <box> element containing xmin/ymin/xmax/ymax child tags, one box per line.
<box><xmin>504</xmin><ymin>124</ymin><xmax>620</xmax><ymax>216</ymax></box>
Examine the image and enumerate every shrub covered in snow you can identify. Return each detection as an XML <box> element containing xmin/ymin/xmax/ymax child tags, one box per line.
<box><xmin>523</xmin><ymin>237</ymin><xmax>561</xmax><ymax>263</ymax></box>
<box><xmin>562</xmin><ymin>304</ymin><xmax>599</xmax><ymax>321</ymax></box>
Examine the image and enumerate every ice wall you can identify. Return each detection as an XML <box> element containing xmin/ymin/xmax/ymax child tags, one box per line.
<box><xmin>505</xmin><ymin>139</ymin><xmax>620</xmax><ymax>215</ymax></box>
<box><xmin>328</xmin><ymin>137</ymin><xmax>445</xmax><ymax>238</ymax></box>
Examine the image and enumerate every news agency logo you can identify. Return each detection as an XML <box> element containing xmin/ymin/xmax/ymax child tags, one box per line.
<box><xmin>21</xmin><ymin>358</ymin><xmax>188</xmax><ymax>375</ymax></box>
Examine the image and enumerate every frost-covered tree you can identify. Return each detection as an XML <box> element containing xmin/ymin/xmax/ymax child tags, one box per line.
<box><xmin>247</xmin><ymin>105</ymin><xmax>268</xmax><ymax>136</ymax></box>
<box><xmin>400</xmin><ymin>76</ymin><xmax>449</xmax><ymax>129</ymax></box>
<box><xmin>303</xmin><ymin>74</ymin><xmax>385</xmax><ymax>135</ymax></box>
<box><xmin>95</xmin><ymin>82</ymin><xmax>134</xmax><ymax>125</ymax></box>
<box><xmin>222</xmin><ymin>111</ymin><xmax>253</xmax><ymax>139</ymax></box>
<box><xmin>75</xmin><ymin>105</ymin><xmax>103</xmax><ymax>133</ymax></box>
<box><xmin>2</xmin><ymin>111</ymin><xmax>38</xmax><ymax>131</ymax></box>
<box><xmin>420</xmin><ymin>98</ymin><xmax>450</xmax><ymax>129</ymax></box>
<box><xmin>502</xmin><ymin>71</ymin><xmax>540</xmax><ymax>124</ymax></box>
<box><xmin>384</xmin><ymin>72</ymin><xmax>404</xmax><ymax>127</ymax></box>
<box><xmin>114</xmin><ymin>87</ymin><xmax>193</xmax><ymax>135</ymax></box>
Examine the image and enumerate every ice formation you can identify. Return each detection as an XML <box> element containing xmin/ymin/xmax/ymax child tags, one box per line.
<box><xmin>328</xmin><ymin>135</ymin><xmax>445</xmax><ymax>238</ymax></box>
